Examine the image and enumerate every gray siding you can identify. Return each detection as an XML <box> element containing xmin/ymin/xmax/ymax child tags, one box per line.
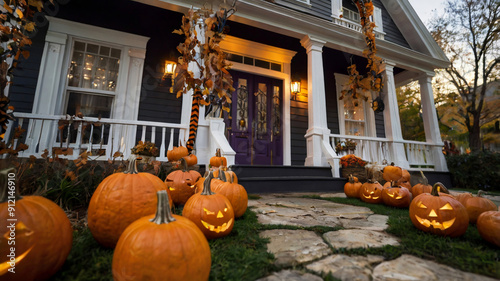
<box><xmin>9</xmin><ymin>27</ymin><xmax>48</xmax><ymax>113</ymax></box>
<box><xmin>374</xmin><ymin>0</ymin><xmax>411</xmax><ymax>48</ymax></box>
<box><xmin>375</xmin><ymin>111</ymin><xmax>385</xmax><ymax>138</ymax></box>
<box><xmin>290</xmin><ymin>100</ymin><xmax>308</xmax><ymax>165</ymax></box>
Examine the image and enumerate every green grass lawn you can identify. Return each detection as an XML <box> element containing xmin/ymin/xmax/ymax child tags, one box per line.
<box><xmin>52</xmin><ymin>195</ymin><xmax>500</xmax><ymax>280</ymax></box>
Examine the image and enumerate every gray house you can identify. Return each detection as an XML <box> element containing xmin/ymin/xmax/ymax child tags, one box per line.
<box><xmin>5</xmin><ymin>0</ymin><xmax>451</xmax><ymax>191</ymax></box>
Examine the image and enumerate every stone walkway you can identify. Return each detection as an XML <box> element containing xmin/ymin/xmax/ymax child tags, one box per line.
<box><xmin>249</xmin><ymin>193</ymin><xmax>500</xmax><ymax>281</ymax></box>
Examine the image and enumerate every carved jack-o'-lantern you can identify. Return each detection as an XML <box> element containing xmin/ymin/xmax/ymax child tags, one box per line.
<box><xmin>409</xmin><ymin>182</ymin><xmax>469</xmax><ymax>237</ymax></box>
<box><xmin>359</xmin><ymin>180</ymin><xmax>384</xmax><ymax>204</ymax></box>
<box><xmin>382</xmin><ymin>181</ymin><xmax>412</xmax><ymax>208</ymax></box>
<box><xmin>165</xmin><ymin>158</ymin><xmax>201</xmax><ymax>206</ymax></box>
<box><xmin>182</xmin><ymin>171</ymin><xmax>235</xmax><ymax>239</ymax></box>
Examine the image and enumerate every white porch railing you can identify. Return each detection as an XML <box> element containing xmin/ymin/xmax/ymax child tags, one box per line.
<box><xmin>329</xmin><ymin>134</ymin><xmax>441</xmax><ymax>171</ymax></box>
<box><xmin>3</xmin><ymin>113</ymin><xmax>189</xmax><ymax>161</ymax></box>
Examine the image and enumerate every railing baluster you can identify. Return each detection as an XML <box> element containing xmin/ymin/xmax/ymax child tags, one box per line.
<box><xmin>75</xmin><ymin>121</ymin><xmax>83</xmax><ymax>156</ymax></box>
<box><xmin>151</xmin><ymin>126</ymin><xmax>156</xmax><ymax>143</ymax></box>
<box><xmin>141</xmin><ymin>125</ymin><xmax>146</xmax><ymax>142</ymax></box>
<box><xmin>168</xmin><ymin>128</ymin><xmax>174</xmax><ymax>151</ymax></box>
<box><xmin>106</xmin><ymin>124</ymin><xmax>113</xmax><ymax>159</ymax></box>
<box><xmin>87</xmin><ymin>123</ymin><xmax>94</xmax><ymax>153</ymax></box>
<box><xmin>160</xmin><ymin>127</ymin><xmax>166</xmax><ymax>160</ymax></box>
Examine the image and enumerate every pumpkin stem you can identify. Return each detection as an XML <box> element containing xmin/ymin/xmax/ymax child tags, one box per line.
<box><xmin>219</xmin><ymin>167</ymin><xmax>227</xmax><ymax>182</ymax></box>
<box><xmin>348</xmin><ymin>174</ymin><xmax>355</xmax><ymax>184</ymax></box>
<box><xmin>390</xmin><ymin>180</ymin><xmax>398</xmax><ymax>188</ymax></box>
<box><xmin>419</xmin><ymin>170</ymin><xmax>428</xmax><ymax>185</ymax></box>
<box><xmin>216</xmin><ymin>148</ymin><xmax>221</xmax><ymax>157</ymax></box>
<box><xmin>124</xmin><ymin>156</ymin><xmax>139</xmax><ymax>174</ymax></box>
<box><xmin>150</xmin><ymin>190</ymin><xmax>176</xmax><ymax>224</ymax></box>
<box><xmin>0</xmin><ymin>168</ymin><xmax>22</xmax><ymax>203</ymax></box>
<box><xmin>431</xmin><ymin>182</ymin><xmax>449</xmax><ymax>196</ymax></box>
<box><xmin>180</xmin><ymin>157</ymin><xmax>188</xmax><ymax>172</ymax></box>
<box><xmin>201</xmin><ymin>171</ymin><xmax>215</xmax><ymax>196</ymax></box>
<box><xmin>477</xmin><ymin>190</ymin><xmax>485</xmax><ymax>197</ymax></box>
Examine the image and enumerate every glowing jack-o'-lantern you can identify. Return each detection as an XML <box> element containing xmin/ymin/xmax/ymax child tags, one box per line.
<box><xmin>359</xmin><ymin>180</ymin><xmax>383</xmax><ymax>204</ymax></box>
<box><xmin>182</xmin><ymin>171</ymin><xmax>235</xmax><ymax>239</ymax></box>
<box><xmin>409</xmin><ymin>182</ymin><xmax>469</xmax><ymax>237</ymax></box>
<box><xmin>382</xmin><ymin>181</ymin><xmax>412</xmax><ymax>208</ymax></box>
<box><xmin>165</xmin><ymin>158</ymin><xmax>201</xmax><ymax>206</ymax></box>
<box><xmin>0</xmin><ymin>168</ymin><xmax>73</xmax><ymax>281</ymax></box>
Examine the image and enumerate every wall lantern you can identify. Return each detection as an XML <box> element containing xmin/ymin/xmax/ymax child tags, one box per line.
<box><xmin>291</xmin><ymin>81</ymin><xmax>301</xmax><ymax>100</ymax></box>
<box><xmin>163</xmin><ymin>60</ymin><xmax>177</xmax><ymax>93</ymax></box>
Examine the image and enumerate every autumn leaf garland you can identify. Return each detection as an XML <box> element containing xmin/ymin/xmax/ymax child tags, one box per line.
<box><xmin>172</xmin><ymin>4</ymin><xmax>236</xmax><ymax>114</ymax></box>
<box><xmin>340</xmin><ymin>0</ymin><xmax>385</xmax><ymax>105</ymax></box>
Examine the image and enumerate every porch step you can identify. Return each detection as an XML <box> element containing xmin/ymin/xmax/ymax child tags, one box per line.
<box><xmin>230</xmin><ymin>165</ymin><xmax>346</xmax><ymax>194</ymax></box>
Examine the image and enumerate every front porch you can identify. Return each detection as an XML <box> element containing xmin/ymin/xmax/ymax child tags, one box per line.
<box><xmin>3</xmin><ymin>111</ymin><xmax>452</xmax><ymax>192</ymax></box>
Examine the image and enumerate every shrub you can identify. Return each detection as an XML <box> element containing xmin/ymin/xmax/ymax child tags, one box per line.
<box><xmin>446</xmin><ymin>151</ymin><xmax>500</xmax><ymax>191</ymax></box>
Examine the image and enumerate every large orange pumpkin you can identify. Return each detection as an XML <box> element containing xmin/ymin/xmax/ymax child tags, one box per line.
<box><xmin>455</xmin><ymin>191</ymin><xmax>497</xmax><ymax>224</ymax></box>
<box><xmin>182</xmin><ymin>171</ymin><xmax>235</xmax><ymax>239</ymax></box>
<box><xmin>165</xmin><ymin>158</ymin><xmax>202</xmax><ymax>206</ymax></box>
<box><xmin>113</xmin><ymin>190</ymin><xmax>211</xmax><ymax>281</ymax></box>
<box><xmin>88</xmin><ymin>157</ymin><xmax>170</xmax><ymax>248</ymax></box>
<box><xmin>167</xmin><ymin>145</ymin><xmax>189</xmax><ymax>162</ymax></box>
<box><xmin>0</xmin><ymin>169</ymin><xmax>73</xmax><ymax>281</ymax></box>
<box><xmin>211</xmin><ymin>172</ymin><xmax>248</xmax><ymax>218</ymax></box>
<box><xmin>344</xmin><ymin>174</ymin><xmax>362</xmax><ymax>198</ymax></box>
<box><xmin>476</xmin><ymin>210</ymin><xmax>500</xmax><ymax>247</ymax></box>
<box><xmin>409</xmin><ymin>183</ymin><xmax>469</xmax><ymax>237</ymax></box>
<box><xmin>210</xmin><ymin>148</ymin><xmax>227</xmax><ymax>168</ymax></box>
<box><xmin>382</xmin><ymin>163</ymin><xmax>403</xmax><ymax>182</ymax></box>
<box><xmin>359</xmin><ymin>180</ymin><xmax>384</xmax><ymax>204</ymax></box>
<box><xmin>411</xmin><ymin>170</ymin><xmax>433</xmax><ymax>197</ymax></box>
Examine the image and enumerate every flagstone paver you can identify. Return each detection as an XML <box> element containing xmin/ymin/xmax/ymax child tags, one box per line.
<box><xmin>372</xmin><ymin>254</ymin><xmax>499</xmax><ymax>281</ymax></box>
<box><xmin>255</xmin><ymin>269</ymin><xmax>323</xmax><ymax>281</ymax></box>
<box><xmin>250</xmin><ymin>193</ymin><xmax>500</xmax><ymax>281</ymax></box>
<box><xmin>323</xmin><ymin>229</ymin><xmax>400</xmax><ymax>249</ymax></box>
<box><xmin>259</xmin><ymin>229</ymin><xmax>332</xmax><ymax>267</ymax></box>
<box><xmin>306</xmin><ymin>254</ymin><xmax>385</xmax><ymax>281</ymax></box>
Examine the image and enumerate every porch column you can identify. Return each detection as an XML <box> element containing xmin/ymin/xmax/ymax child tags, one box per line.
<box><xmin>383</xmin><ymin>61</ymin><xmax>409</xmax><ymax>168</ymax></box>
<box><xmin>300</xmin><ymin>36</ymin><xmax>329</xmax><ymax>167</ymax></box>
<box><xmin>419</xmin><ymin>73</ymin><xmax>448</xmax><ymax>171</ymax></box>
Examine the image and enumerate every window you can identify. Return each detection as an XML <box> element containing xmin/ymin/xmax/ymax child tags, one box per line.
<box><xmin>335</xmin><ymin>73</ymin><xmax>376</xmax><ymax>137</ymax></box>
<box><xmin>65</xmin><ymin>40</ymin><xmax>122</xmax><ymax>118</ymax></box>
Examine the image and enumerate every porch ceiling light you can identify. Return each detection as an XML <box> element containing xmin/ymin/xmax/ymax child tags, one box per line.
<box><xmin>291</xmin><ymin>81</ymin><xmax>301</xmax><ymax>94</ymax></box>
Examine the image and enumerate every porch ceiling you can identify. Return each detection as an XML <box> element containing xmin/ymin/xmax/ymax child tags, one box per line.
<box><xmin>135</xmin><ymin>0</ymin><xmax>449</xmax><ymax>73</ymax></box>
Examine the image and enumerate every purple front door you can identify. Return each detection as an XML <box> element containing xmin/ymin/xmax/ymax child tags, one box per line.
<box><xmin>226</xmin><ymin>71</ymin><xmax>283</xmax><ymax>165</ymax></box>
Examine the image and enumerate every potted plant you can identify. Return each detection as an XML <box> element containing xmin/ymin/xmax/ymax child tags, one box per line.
<box><xmin>340</xmin><ymin>154</ymin><xmax>368</xmax><ymax>182</ymax></box>
<box><xmin>131</xmin><ymin>141</ymin><xmax>160</xmax><ymax>164</ymax></box>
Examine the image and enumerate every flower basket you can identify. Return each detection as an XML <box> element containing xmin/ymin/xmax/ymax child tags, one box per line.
<box><xmin>340</xmin><ymin>154</ymin><xmax>368</xmax><ymax>182</ymax></box>
<box><xmin>341</xmin><ymin>165</ymin><xmax>368</xmax><ymax>182</ymax></box>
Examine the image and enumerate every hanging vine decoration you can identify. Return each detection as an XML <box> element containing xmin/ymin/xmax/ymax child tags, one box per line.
<box><xmin>340</xmin><ymin>0</ymin><xmax>385</xmax><ymax>112</ymax></box>
<box><xmin>172</xmin><ymin>1</ymin><xmax>237</xmax><ymax>116</ymax></box>
<box><xmin>0</xmin><ymin>0</ymin><xmax>48</xmax><ymax>139</ymax></box>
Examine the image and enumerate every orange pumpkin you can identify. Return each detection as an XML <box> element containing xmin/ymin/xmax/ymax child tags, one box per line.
<box><xmin>411</xmin><ymin>170</ymin><xmax>433</xmax><ymax>197</ymax></box>
<box><xmin>359</xmin><ymin>180</ymin><xmax>384</xmax><ymax>204</ymax></box>
<box><xmin>401</xmin><ymin>169</ymin><xmax>411</xmax><ymax>182</ymax></box>
<box><xmin>183</xmin><ymin>153</ymin><xmax>198</xmax><ymax>166</ymax></box>
<box><xmin>382</xmin><ymin>181</ymin><xmax>412</xmax><ymax>208</ymax></box>
<box><xmin>165</xmin><ymin>158</ymin><xmax>202</xmax><ymax>206</ymax></box>
<box><xmin>382</xmin><ymin>163</ymin><xmax>403</xmax><ymax>182</ymax></box>
<box><xmin>344</xmin><ymin>174</ymin><xmax>362</xmax><ymax>198</ymax></box>
<box><xmin>211</xmin><ymin>172</ymin><xmax>248</xmax><ymax>218</ymax></box>
<box><xmin>167</xmin><ymin>145</ymin><xmax>189</xmax><ymax>162</ymax></box>
<box><xmin>182</xmin><ymin>171</ymin><xmax>235</xmax><ymax>239</ymax></box>
<box><xmin>477</xmin><ymin>210</ymin><xmax>500</xmax><ymax>247</ymax></box>
<box><xmin>409</xmin><ymin>182</ymin><xmax>469</xmax><ymax>237</ymax></box>
<box><xmin>210</xmin><ymin>148</ymin><xmax>227</xmax><ymax>168</ymax></box>
<box><xmin>88</xmin><ymin>157</ymin><xmax>170</xmax><ymax>248</ymax></box>
<box><xmin>113</xmin><ymin>190</ymin><xmax>211</xmax><ymax>281</ymax></box>
<box><xmin>455</xmin><ymin>191</ymin><xmax>497</xmax><ymax>224</ymax></box>
<box><xmin>0</xmin><ymin>169</ymin><xmax>73</xmax><ymax>281</ymax></box>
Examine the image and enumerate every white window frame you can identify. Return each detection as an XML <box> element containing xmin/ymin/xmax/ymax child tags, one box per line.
<box><xmin>334</xmin><ymin>73</ymin><xmax>376</xmax><ymax>137</ymax></box>
<box><xmin>33</xmin><ymin>17</ymin><xmax>149</xmax><ymax>122</ymax></box>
